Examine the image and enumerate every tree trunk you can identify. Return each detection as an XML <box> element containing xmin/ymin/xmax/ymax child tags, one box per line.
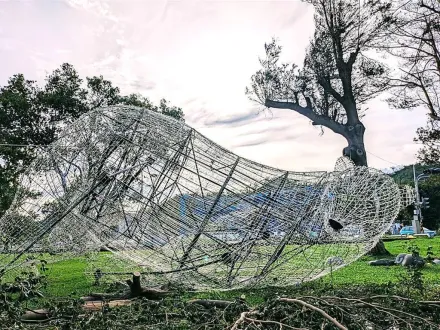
<box><xmin>368</xmin><ymin>239</ymin><xmax>391</xmax><ymax>256</ymax></box>
<box><xmin>129</xmin><ymin>271</ymin><xmax>142</xmax><ymax>296</ymax></box>
<box><xmin>126</xmin><ymin>272</ymin><xmax>169</xmax><ymax>299</ymax></box>
<box><xmin>342</xmin><ymin>122</ymin><xmax>368</xmax><ymax>166</ymax></box>
<box><xmin>342</xmin><ymin>122</ymin><xmax>390</xmax><ymax>256</ymax></box>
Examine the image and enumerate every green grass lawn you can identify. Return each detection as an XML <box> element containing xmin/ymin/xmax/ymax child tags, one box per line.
<box><xmin>4</xmin><ymin>237</ymin><xmax>440</xmax><ymax>299</ymax></box>
<box><xmin>321</xmin><ymin>237</ymin><xmax>440</xmax><ymax>286</ymax></box>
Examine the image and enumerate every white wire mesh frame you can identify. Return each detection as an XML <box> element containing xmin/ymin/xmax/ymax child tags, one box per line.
<box><xmin>0</xmin><ymin>105</ymin><xmax>410</xmax><ymax>289</ymax></box>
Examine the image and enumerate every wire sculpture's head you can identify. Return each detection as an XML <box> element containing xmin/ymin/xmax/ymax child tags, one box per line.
<box><xmin>315</xmin><ymin>166</ymin><xmax>402</xmax><ymax>243</ymax></box>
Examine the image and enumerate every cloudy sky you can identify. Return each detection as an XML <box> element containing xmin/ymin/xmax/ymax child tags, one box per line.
<box><xmin>0</xmin><ymin>0</ymin><xmax>428</xmax><ymax>172</ymax></box>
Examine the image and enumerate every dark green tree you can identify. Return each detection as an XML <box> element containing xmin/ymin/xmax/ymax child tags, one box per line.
<box><xmin>390</xmin><ymin>164</ymin><xmax>440</xmax><ymax>230</ymax></box>
<box><xmin>0</xmin><ymin>75</ymin><xmax>50</xmax><ymax>218</ymax></box>
<box><xmin>0</xmin><ymin>63</ymin><xmax>184</xmax><ymax>217</ymax></box>
<box><xmin>419</xmin><ymin>177</ymin><xmax>440</xmax><ymax>230</ymax></box>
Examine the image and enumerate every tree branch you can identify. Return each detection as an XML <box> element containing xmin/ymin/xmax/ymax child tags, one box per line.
<box><xmin>230</xmin><ymin>311</ymin><xmax>258</xmax><ymax>330</ymax></box>
<box><xmin>420</xmin><ymin>1</ymin><xmax>440</xmax><ymax>15</ymax></box>
<box><xmin>265</xmin><ymin>99</ymin><xmax>345</xmax><ymax>135</ymax></box>
<box><xmin>317</xmin><ymin>77</ymin><xmax>346</xmax><ymax>105</ymax></box>
<box><xmin>347</xmin><ymin>47</ymin><xmax>360</xmax><ymax>68</ymax></box>
<box><xmin>278</xmin><ymin>298</ymin><xmax>348</xmax><ymax>330</ymax></box>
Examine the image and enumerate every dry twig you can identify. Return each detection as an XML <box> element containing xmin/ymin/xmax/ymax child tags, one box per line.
<box><xmin>230</xmin><ymin>311</ymin><xmax>258</xmax><ymax>330</ymax></box>
<box><xmin>278</xmin><ymin>298</ymin><xmax>348</xmax><ymax>330</ymax></box>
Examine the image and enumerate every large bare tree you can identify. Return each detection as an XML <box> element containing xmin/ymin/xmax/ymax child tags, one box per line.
<box><xmin>386</xmin><ymin>0</ymin><xmax>440</xmax><ymax>120</ymax></box>
<box><xmin>246</xmin><ymin>0</ymin><xmax>394</xmax><ymax>166</ymax></box>
<box><xmin>384</xmin><ymin>0</ymin><xmax>440</xmax><ymax>163</ymax></box>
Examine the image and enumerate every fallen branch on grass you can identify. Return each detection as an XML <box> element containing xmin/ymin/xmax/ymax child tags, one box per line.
<box><xmin>230</xmin><ymin>310</ymin><xmax>258</xmax><ymax>330</ymax></box>
<box><xmin>21</xmin><ymin>300</ymin><xmax>133</xmax><ymax>322</ymax></box>
<box><xmin>236</xmin><ymin>316</ymin><xmax>308</xmax><ymax>330</ymax></box>
<box><xmin>18</xmin><ymin>286</ymin><xmax>440</xmax><ymax>328</ymax></box>
<box><xmin>21</xmin><ymin>272</ymin><xmax>168</xmax><ymax>322</ymax></box>
<box><xmin>278</xmin><ymin>298</ymin><xmax>348</xmax><ymax>330</ymax></box>
<box><xmin>21</xmin><ymin>309</ymin><xmax>51</xmax><ymax>322</ymax></box>
<box><xmin>228</xmin><ymin>297</ymin><xmax>348</xmax><ymax>330</ymax></box>
<box><xmin>320</xmin><ymin>295</ymin><xmax>440</xmax><ymax>328</ymax></box>
<box><xmin>368</xmin><ymin>294</ymin><xmax>440</xmax><ymax>304</ymax></box>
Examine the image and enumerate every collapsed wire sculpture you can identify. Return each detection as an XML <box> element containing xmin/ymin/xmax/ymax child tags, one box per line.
<box><xmin>0</xmin><ymin>105</ymin><xmax>413</xmax><ymax>289</ymax></box>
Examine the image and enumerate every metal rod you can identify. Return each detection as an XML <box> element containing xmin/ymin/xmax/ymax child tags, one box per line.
<box><xmin>179</xmin><ymin>157</ymin><xmax>240</xmax><ymax>266</ymax></box>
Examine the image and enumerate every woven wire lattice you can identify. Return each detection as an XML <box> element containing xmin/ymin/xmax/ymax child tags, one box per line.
<box><xmin>0</xmin><ymin>106</ymin><xmax>411</xmax><ymax>289</ymax></box>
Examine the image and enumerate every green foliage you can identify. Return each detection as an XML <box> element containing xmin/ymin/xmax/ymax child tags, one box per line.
<box><xmin>0</xmin><ymin>261</ymin><xmax>48</xmax><ymax>327</ymax></box>
<box><xmin>0</xmin><ymin>63</ymin><xmax>184</xmax><ymax>217</ymax></box>
<box><xmin>391</xmin><ymin>164</ymin><xmax>440</xmax><ymax>229</ymax></box>
<box><xmin>390</xmin><ymin>164</ymin><xmax>435</xmax><ymax>185</ymax></box>
<box><xmin>0</xmin><ymin>213</ymin><xmax>41</xmax><ymax>251</ymax></box>
<box><xmin>416</xmin><ymin>121</ymin><xmax>440</xmax><ymax>164</ymax></box>
<box><xmin>419</xmin><ymin>176</ymin><xmax>440</xmax><ymax>230</ymax></box>
<box><xmin>397</xmin><ymin>244</ymin><xmax>425</xmax><ymax>297</ymax></box>
<box><xmin>427</xmin><ymin>245</ymin><xmax>435</xmax><ymax>262</ymax></box>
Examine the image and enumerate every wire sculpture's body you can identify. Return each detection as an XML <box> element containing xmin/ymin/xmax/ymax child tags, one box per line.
<box><xmin>0</xmin><ymin>106</ymin><xmax>412</xmax><ymax>289</ymax></box>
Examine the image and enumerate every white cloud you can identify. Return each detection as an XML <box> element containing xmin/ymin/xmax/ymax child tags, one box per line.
<box><xmin>0</xmin><ymin>0</ymin><xmax>427</xmax><ymax>172</ymax></box>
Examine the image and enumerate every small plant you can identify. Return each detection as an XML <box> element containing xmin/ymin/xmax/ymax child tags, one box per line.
<box><xmin>426</xmin><ymin>245</ymin><xmax>434</xmax><ymax>262</ymax></box>
<box><xmin>407</xmin><ymin>242</ymin><xmax>420</xmax><ymax>256</ymax></box>
<box><xmin>397</xmin><ymin>245</ymin><xmax>425</xmax><ymax>296</ymax></box>
<box><xmin>0</xmin><ymin>261</ymin><xmax>50</xmax><ymax>328</ymax></box>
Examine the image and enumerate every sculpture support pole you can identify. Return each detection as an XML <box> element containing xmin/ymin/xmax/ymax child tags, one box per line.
<box><xmin>179</xmin><ymin>157</ymin><xmax>240</xmax><ymax>267</ymax></box>
<box><xmin>131</xmin><ymin>131</ymin><xmax>193</xmax><ymax>235</ymax></box>
<box><xmin>227</xmin><ymin>172</ymin><xmax>289</xmax><ymax>285</ymax></box>
<box><xmin>258</xmin><ymin>175</ymin><xmax>327</xmax><ymax>277</ymax></box>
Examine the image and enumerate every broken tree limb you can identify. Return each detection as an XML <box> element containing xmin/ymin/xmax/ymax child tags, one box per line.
<box><xmin>21</xmin><ymin>309</ymin><xmax>51</xmax><ymax>321</ymax></box>
<box><xmin>83</xmin><ymin>299</ymin><xmax>133</xmax><ymax>311</ymax></box>
<box><xmin>82</xmin><ymin>292</ymin><xmax>131</xmax><ymax>301</ymax></box>
<box><xmin>21</xmin><ymin>300</ymin><xmax>134</xmax><ymax>322</ymax></box>
<box><xmin>241</xmin><ymin>316</ymin><xmax>309</xmax><ymax>330</ymax></box>
<box><xmin>230</xmin><ymin>310</ymin><xmax>258</xmax><ymax>330</ymax></box>
<box><xmin>22</xmin><ymin>273</ymin><xmax>170</xmax><ymax>322</ymax></box>
<box><xmin>278</xmin><ymin>297</ymin><xmax>348</xmax><ymax>330</ymax></box>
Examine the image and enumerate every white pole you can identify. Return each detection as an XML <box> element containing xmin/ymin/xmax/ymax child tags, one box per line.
<box><xmin>412</xmin><ymin>165</ymin><xmax>421</xmax><ymax>234</ymax></box>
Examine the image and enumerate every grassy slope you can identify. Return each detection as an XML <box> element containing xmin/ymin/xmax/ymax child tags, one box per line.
<box><xmin>37</xmin><ymin>237</ymin><xmax>440</xmax><ymax>299</ymax></box>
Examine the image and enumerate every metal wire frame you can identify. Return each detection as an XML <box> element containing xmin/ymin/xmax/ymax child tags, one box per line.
<box><xmin>0</xmin><ymin>105</ymin><xmax>413</xmax><ymax>289</ymax></box>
